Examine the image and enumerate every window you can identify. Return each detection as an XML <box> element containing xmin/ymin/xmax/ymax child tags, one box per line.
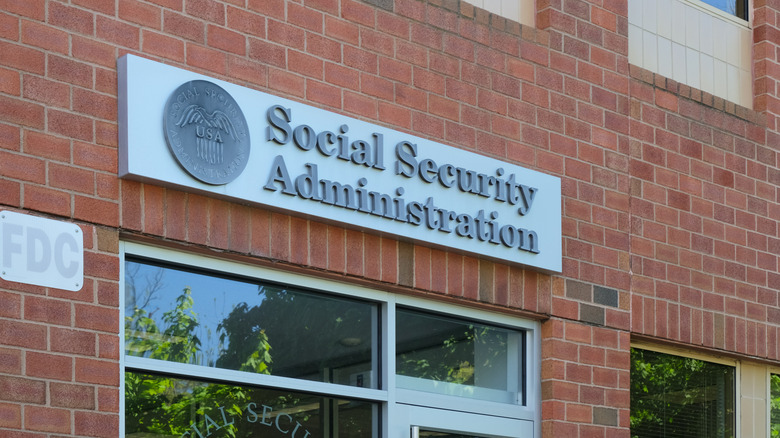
<box><xmin>628</xmin><ymin>0</ymin><xmax>753</xmax><ymax>108</ymax></box>
<box><xmin>121</xmin><ymin>243</ymin><xmax>538</xmax><ymax>437</ymax></box>
<box><xmin>699</xmin><ymin>0</ymin><xmax>749</xmax><ymax>20</ymax></box>
<box><xmin>772</xmin><ymin>373</ymin><xmax>780</xmax><ymax>437</ymax></box>
<box><xmin>630</xmin><ymin>347</ymin><xmax>736</xmax><ymax>438</ymax></box>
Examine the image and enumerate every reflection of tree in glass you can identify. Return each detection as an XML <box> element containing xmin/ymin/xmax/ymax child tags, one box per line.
<box><xmin>396</xmin><ymin>314</ymin><xmax>508</xmax><ymax>388</ymax></box>
<box><xmin>223</xmin><ymin>286</ymin><xmax>372</xmax><ymax>383</ymax></box>
<box><xmin>125</xmin><ymin>273</ymin><xmax>375</xmax><ymax>436</ymax></box>
<box><xmin>630</xmin><ymin>348</ymin><xmax>735</xmax><ymax>438</ymax></box>
<box><xmin>126</xmin><ymin>286</ymin><xmax>254</xmax><ymax>437</ymax></box>
<box><xmin>772</xmin><ymin>374</ymin><xmax>780</xmax><ymax>438</ymax></box>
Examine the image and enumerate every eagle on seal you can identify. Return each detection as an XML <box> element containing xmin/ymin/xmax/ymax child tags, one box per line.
<box><xmin>175</xmin><ymin>105</ymin><xmax>240</xmax><ymax>165</ymax></box>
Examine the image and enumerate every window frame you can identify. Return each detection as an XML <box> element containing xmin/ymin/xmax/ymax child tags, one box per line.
<box><xmin>769</xmin><ymin>367</ymin><xmax>780</xmax><ymax>438</ymax></box>
<box><xmin>684</xmin><ymin>0</ymin><xmax>751</xmax><ymax>25</ymax></box>
<box><xmin>120</xmin><ymin>241</ymin><xmax>541</xmax><ymax>437</ymax></box>
<box><xmin>630</xmin><ymin>342</ymin><xmax>740</xmax><ymax>438</ymax></box>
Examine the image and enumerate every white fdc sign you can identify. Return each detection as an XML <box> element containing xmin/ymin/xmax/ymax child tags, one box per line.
<box><xmin>119</xmin><ymin>55</ymin><xmax>563</xmax><ymax>272</ymax></box>
<box><xmin>0</xmin><ymin>211</ymin><xmax>84</xmax><ymax>291</ymax></box>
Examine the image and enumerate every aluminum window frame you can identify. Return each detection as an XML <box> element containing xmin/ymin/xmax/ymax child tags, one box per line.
<box><xmin>120</xmin><ymin>241</ymin><xmax>541</xmax><ymax>437</ymax></box>
<box><xmin>630</xmin><ymin>342</ymin><xmax>740</xmax><ymax>438</ymax></box>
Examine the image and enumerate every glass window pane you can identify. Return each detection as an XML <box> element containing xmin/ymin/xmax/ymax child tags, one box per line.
<box><xmin>125</xmin><ymin>259</ymin><xmax>378</xmax><ymax>388</ymax></box>
<box><xmin>417</xmin><ymin>431</ymin><xmax>492</xmax><ymax>438</ymax></box>
<box><xmin>772</xmin><ymin>374</ymin><xmax>780</xmax><ymax>438</ymax></box>
<box><xmin>125</xmin><ymin>372</ymin><xmax>378</xmax><ymax>438</ymax></box>
<box><xmin>699</xmin><ymin>0</ymin><xmax>748</xmax><ymax>19</ymax></box>
<box><xmin>630</xmin><ymin>348</ymin><xmax>735</xmax><ymax>438</ymax></box>
<box><xmin>395</xmin><ymin>308</ymin><xmax>522</xmax><ymax>404</ymax></box>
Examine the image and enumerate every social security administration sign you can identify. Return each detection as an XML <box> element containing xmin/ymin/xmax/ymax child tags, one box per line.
<box><xmin>118</xmin><ymin>55</ymin><xmax>562</xmax><ymax>272</ymax></box>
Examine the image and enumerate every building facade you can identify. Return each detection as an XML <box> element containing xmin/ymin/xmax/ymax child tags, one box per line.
<box><xmin>0</xmin><ymin>0</ymin><xmax>778</xmax><ymax>437</ymax></box>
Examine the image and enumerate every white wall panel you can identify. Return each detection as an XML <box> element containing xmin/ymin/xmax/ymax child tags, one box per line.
<box><xmin>628</xmin><ymin>0</ymin><xmax>753</xmax><ymax>108</ymax></box>
<box><xmin>463</xmin><ymin>0</ymin><xmax>534</xmax><ymax>27</ymax></box>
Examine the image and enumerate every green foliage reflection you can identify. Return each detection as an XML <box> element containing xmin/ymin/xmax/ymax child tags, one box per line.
<box><xmin>771</xmin><ymin>374</ymin><xmax>780</xmax><ymax>438</ymax></box>
<box><xmin>124</xmin><ymin>262</ymin><xmax>377</xmax><ymax>437</ymax></box>
<box><xmin>630</xmin><ymin>348</ymin><xmax>735</xmax><ymax>438</ymax></box>
<box><xmin>125</xmin><ymin>285</ymin><xmax>265</xmax><ymax>437</ymax></box>
<box><xmin>396</xmin><ymin>309</ymin><xmax>510</xmax><ymax>390</ymax></box>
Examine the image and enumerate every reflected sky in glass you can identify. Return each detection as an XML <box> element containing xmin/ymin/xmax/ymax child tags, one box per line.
<box><xmin>125</xmin><ymin>258</ymin><xmax>377</xmax><ymax>386</ymax></box>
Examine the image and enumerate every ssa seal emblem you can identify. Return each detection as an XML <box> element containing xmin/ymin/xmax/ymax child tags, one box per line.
<box><xmin>163</xmin><ymin>80</ymin><xmax>250</xmax><ymax>185</ymax></box>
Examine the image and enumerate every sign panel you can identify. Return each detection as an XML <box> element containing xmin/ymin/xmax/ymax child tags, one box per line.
<box><xmin>0</xmin><ymin>211</ymin><xmax>84</xmax><ymax>291</ymax></box>
<box><xmin>118</xmin><ymin>55</ymin><xmax>562</xmax><ymax>272</ymax></box>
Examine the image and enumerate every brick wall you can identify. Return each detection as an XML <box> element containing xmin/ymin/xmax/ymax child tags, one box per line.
<box><xmin>0</xmin><ymin>0</ymin><xmax>778</xmax><ymax>437</ymax></box>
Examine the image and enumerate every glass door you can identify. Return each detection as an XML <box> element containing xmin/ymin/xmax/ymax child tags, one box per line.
<box><xmin>394</xmin><ymin>405</ymin><xmax>533</xmax><ymax>438</ymax></box>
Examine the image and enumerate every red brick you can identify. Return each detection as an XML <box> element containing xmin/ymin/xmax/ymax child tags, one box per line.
<box><xmin>98</xmin><ymin>386</ymin><xmax>119</xmax><ymax>413</ymax></box>
<box><xmin>26</xmin><ymin>352</ymin><xmax>72</xmax><ymax>381</ymax></box>
<box><xmin>0</xmin><ymin>150</ymin><xmax>45</xmax><ymax>183</ymax></box>
<box><xmin>521</xmin><ymin>40</ymin><xmax>550</xmax><ymax>66</ymax></box>
<box><xmin>74</xmin><ymin>89</ymin><xmax>116</xmax><ymax>123</ymax></box>
<box><xmin>288</xmin><ymin>50</ymin><xmax>324</xmax><ymax>79</ymax></box>
<box><xmin>268</xmin><ymin>68</ymin><xmax>305</xmax><ymax>98</ymax></box>
<box><xmin>48</xmin><ymin>109</ymin><xmax>93</xmax><ymax>141</ymax></box>
<box><xmin>82</xmin><ymin>251</ymin><xmax>119</xmax><ymax>282</ymax></box>
<box><xmin>492</xmin><ymin>114</ymin><xmax>520</xmax><ymax>139</ymax></box>
<box><xmin>307</xmin><ymin>79</ymin><xmax>341</xmax><ymax>108</ymax></box>
<box><xmin>325</xmin><ymin>15</ymin><xmax>359</xmax><ymax>45</ymax></box>
<box><xmin>344</xmin><ymin>45</ymin><xmax>378</xmax><ymax>74</ymax></box>
<box><xmin>75</xmin><ymin>411</ymin><xmax>119</xmax><ymax>438</ymax></box>
<box><xmin>49</xmin><ymin>163</ymin><xmax>94</xmax><ymax>194</ymax></box>
<box><xmin>655</xmin><ymin>88</ymin><xmax>679</xmax><ymax>112</ymax></box>
<box><xmin>0</xmin><ymin>11</ymin><xmax>18</xmax><ymax>41</ymax></box>
<box><xmin>21</xmin><ymin>19</ymin><xmax>68</xmax><ymax>53</ymax></box>
<box><xmin>48</xmin><ymin>1</ymin><xmax>93</xmax><ymax>35</ymax></box>
<box><xmin>207</xmin><ymin>24</ymin><xmax>245</xmax><ymax>55</ymax></box>
<box><xmin>187</xmin><ymin>43</ymin><xmax>228</xmax><ymax>76</ymax></box>
<box><xmin>72</xmin><ymin>35</ymin><xmax>116</xmax><ymax>68</ymax></box>
<box><xmin>0</xmin><ymin>41</ymin><xmax>45</xmax><ymax>74</ymax></box>
<box><xmin>428</xmin><ymin>95</ymin><xmax>460</xmax><ymax>121</ymax></box>
<box><xmin>225</xmin><ymin>8</ymin><xmax>264</xmax><ymax>39</ymax></box>
<box><xmin>98</xmin><ymin>333</ymin><xmax>119</xmax><ymax>360</ymax></box>
<box><xmin>97</xmin><ymin>15</ymin><xmax>140</xmax><ymax>49</ymax></box>
<box><xmin>227</xmin><ymin>55</ymin><xmax>267</xmax><ymax>87</ymax></box>
<box><xmin>164</xmin><ymin>10</ymin><xmax>204</xmax><ymax>42</ymax></box>
<box><xmin>186</xmin><ymin>0</ymin><xmax>226</xmax><ymax>24</ymax></box>
<box><xmin>0</xmin><ymin>347</ymin><xmax>21</xmax><ymax>374</ymax></box>
<box><xmin>247</xmin><ymin>37</ymin><xmax>285</xmax><ymax>67</ymax></box>
<box><xmin>0</xmin><ymin>402</ymin><xmax>21</xmax><ymax>428</ymax></box>
<box><xmin>373</xmin><ymin>102</ymin><xmax>407</xmax><ymax>128</ymax></box>
<box><xmin>288</xmin><ymin>2</ymin><xmax>323</xmax><ymax>32</ymax></box>
<box><xmin>377</xmin><ymin>9</ymin><xmax>408</xmax><ymax>38</ymax></box>
<box><xmin>51</xmin><ymin>382</ymin><xmax>94</xmax><ymax>409</ymax></box>
<box><xmin>142</xmin><ymin>30</ymin><xmax>185</xmax><ymax>62</ymax></box>
<box><xmin>342</xmin><ymin>0</ymin><xmax>375</xmax><ymax>26</ymax></box>
<box><xmin>51</xmin><ymin>327</ymin><xmax>97</xmax><ymax>356</ymax></box>
<box><xmin>49</xmin><ymin>54</ymin><xmax>93</xmax><ymax>89</ymax></box>
<box><xmin>247</xmin><ymin>0</ymin><xmax>284</xmax><ymax>19</ymax></box>
<box><xmin>2</xmin><ymin>0</ymin><xmax>45</xmax><ymax>20</ymax></box>
<box><xmin>267</xmin><ymin>19</ymin><xmax>305</xmax><ymax>50</ymax></box>
<box><xmin>75</xmin><ymin>358</ymin><xmax>119</xmax><ymax>386</ymax></box>
<box><xmin>0</xmin><ymin>376</ymin><xmax>45</xmax><ymax>404</ymax></box>
<box><xmin>25</xmin><ymin>406</ymin><xmax>70</xmax><ymax>433</ymax></box>
<box><xmin>207</xmin><ymin>198</ymin><xmax>229</xmax><ymax>249</ymax></box>
<box><xmin>73</xmin><ymin>0</ymin><xmax>114</xmax><ymax>14</ymax></box>
<box><xmin>73</xmin><ymin>141</ymin><xmax>116</xmax><ymax>173</ymax></box>
<box><xmin>119</xmin><ymin>0</ymin><xmax>162</xmax><ymax>29</ymax></box>
<box><xmin>327</xmin><ymin>225</ymin><xmax>346</xmax><ymax>273</ymax></box>
<box><xmin>182</xmin><ymin>193</ymin><xmax>206</xmax><ymax>244</ymax></box>
<box><xmin>362</xmin><ymin>73</ymin><xmax>394</xmax><ymax>100</ymax></box>
<box><xmin>147</xmin><ymin>0</ymin><xmax>182</xmax><ymax>9</ymax></box>
<box><xmin>21</xmin><ymin>76</ymin><xmax>65</xmax><ymax>109</ymax></box>
<box><xmin>24</xmin><ymin>295</ymin><xmax>71</xmax><ymax>326</ymax></box>
<box><xmin>24</xmin><ymin>185</ymin><xmax>71</xmax><ymax>217</ymax></box>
